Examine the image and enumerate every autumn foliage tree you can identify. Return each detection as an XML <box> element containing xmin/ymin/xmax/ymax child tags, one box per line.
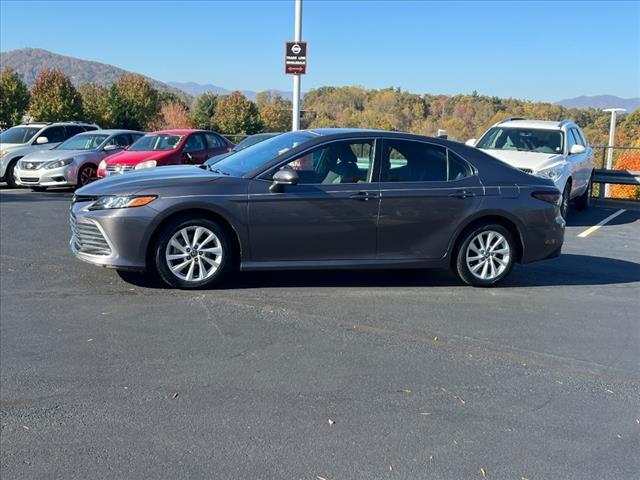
<box><xmin>108</xmin><ymin>74</ymin><xmax>160</xmax><ymax>130</ymax></box>
<box><xmin>28</xmin><ymin>68</ymin><xmax>82</xmax><ymax>122</ymax></box>
<box><xmin>78</xmin><ymin>83</ymin><xmax>113</xmax><ymax>127</ymax></box>
<box><xmin>148</xmin><ymin>101</ymin><xmax>194</xmax><ymax>130</ymax></box>
<box><xmin>212</xmin><ymin>91</ymin><xmax>262</xmax><ymax>135</ymax></box>
<box><xmin>0</xmin><ymin>67</ymin><xmax>30</xmax><ymax>128</ymax></box>
<box><xmin>256</xmin><ymin>91</ymin><xmax>291</xmax><ymax>132</ymax></box>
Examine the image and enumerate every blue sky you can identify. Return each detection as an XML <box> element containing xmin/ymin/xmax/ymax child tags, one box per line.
<box><xmin>1</xmin><ymin>0</ymin><xmax>638</xmax><ymax>101</ymax></box>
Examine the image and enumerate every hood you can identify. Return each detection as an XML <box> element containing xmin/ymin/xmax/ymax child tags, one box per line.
<box><xmin>21</xmin><ymin>149</ymin><xmax>96</xmax><ymax>163</ymax></box>
<box><xmin>76</xmin><ymin>165</ymin><xmax>222</xmax><ymax>196</ymax></box>
<box><xmin>104</xmin><ymin>149</ymin><xmax>175</xmax><ymax>166</ymax></box>
<box><xmin>0</xmin><ymin>143</ymin><xmax>26</xmax><ymax>152</ymax></box>
<box><xmin>479</xmin><ymin>149</ymin><xmax>564</xmax><ymax>171</ymax></box>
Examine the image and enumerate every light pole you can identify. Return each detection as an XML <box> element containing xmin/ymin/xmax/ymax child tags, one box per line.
<box><xmin>291</xmin><ymin>0</ymin><xmax>302</xmax><ymax>131</ymax></box>
<box><xmin>603</xmin><ymin>108</ymin><xmax>626</xmax><ymax>197</ymax></box>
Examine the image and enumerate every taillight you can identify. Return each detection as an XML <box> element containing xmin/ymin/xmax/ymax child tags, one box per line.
<box><xmin>532</xmin><ymin>190</ymin><xmax>561</xmax><ymax>205</ymax></box>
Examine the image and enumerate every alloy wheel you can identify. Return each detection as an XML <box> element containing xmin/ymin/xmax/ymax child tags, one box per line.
<box><xmin>79</xmin><ymin>165</ymin><xmax>97</xmax><ymax>186</ymax></box>
<box><xmin>164</xmin><ymin>226</ymin><xmax>223</xmax><ymax>282</ymax></box>
<box><xmin>465</xmin><ymin>230</ymin><xmax>511</xmax><ymax>281</ymax></box>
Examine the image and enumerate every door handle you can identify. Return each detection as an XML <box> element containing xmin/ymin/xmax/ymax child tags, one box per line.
<box><xmin>448</xmin><ymin>189</ymin><xmax>475</xmax><ymax>199</ymax></box>
<box><xmin>349</xmin><ymin>191</ymin><xmax>379</xmax><ymax>201</ymax></box>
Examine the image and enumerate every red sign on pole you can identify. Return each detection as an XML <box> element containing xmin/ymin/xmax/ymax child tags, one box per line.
<box><xmin>285</xmin><ymin>41</ymin><xmax>307</xmax><ymax>75</ymax></box>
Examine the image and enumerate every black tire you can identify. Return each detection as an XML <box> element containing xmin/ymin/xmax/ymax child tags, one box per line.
<box><xmin>77</xmin><ymin>164</ymin><xmax>98</xmax><ymax>187</ymax></box>
<box><xmin>575</xmin><ymin>172</ymin><xmax>593</xmax><ymax>210</ymax></box>
<box><xmin>30</xmin><ymin>186</ymin><xmax>47</xmax><ymax>192</ymax></box>
<box><xmin>455</xmin><ymin>223</ymin><xmax>516</xmax><ymax>287</ymax></box>
<box><xmin>153</xmin><ymin>216</ymin><xmax>236</xmax><ymax>289</ymax></box>
<box><xmin>560</xmin><ymin>181</ymin><xmax>571</xmax><ymax>220</ymax></box>
<box><xmin>5</xmin><ymin>160</ymin><xmax>19</xmax><ymax>188</ymax></box>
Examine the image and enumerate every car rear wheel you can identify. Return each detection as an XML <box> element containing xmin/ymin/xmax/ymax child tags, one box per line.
<box><xmin>77</xmin><ymin>164</ymin><xmax>97</xmax><ymax>187</ymax></box>
<box><xmin>575</xmin><ymin>173</ymin><xmax>593</xmax><ymax>210</ymax></box>
<box><xmin>153</xmin><ymin>217</ymin><xmax>235</xmax><ymax>289</ymax></box>
<box><xmin>455</xmin><ymin>224</ymin><xmax>515</xmax><ymax>287</ymax></box>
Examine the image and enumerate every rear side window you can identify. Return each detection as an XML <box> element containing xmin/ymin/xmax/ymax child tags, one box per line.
<box><xmin>65</xmin><ymin>125</ymin><xmax>85</xmax><ymax>138</ymax></box>
<box><xmin>83</xmin><ymin>125</ymin><xmax>98</xmax><ymax>132</ymax></box>
<box><xmin>381</xmin><ymin>140</ymin><xmax>471</xmax><ymax>182</ymax></box>
<box><xmin>39</xmin><ymin>126</ymin><xmax>66</xmax><ymax>143</ymax></box>
<box><xmin>205</xmin><ymin>133</ymin><xmax>224</xmax><ymax>149</ymax></box>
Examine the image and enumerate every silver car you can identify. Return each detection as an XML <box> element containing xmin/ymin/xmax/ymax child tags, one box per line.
<box><xmin>15</xmin><ymin>129</ymin><xmax>144</xmax><ymax>191</ymax></box>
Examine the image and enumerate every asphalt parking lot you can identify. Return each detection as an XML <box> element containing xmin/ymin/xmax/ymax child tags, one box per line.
<box><xmin>1</xmin><ymin>187</ymin><xmax>639</xmax><ymax>479</ymax></box>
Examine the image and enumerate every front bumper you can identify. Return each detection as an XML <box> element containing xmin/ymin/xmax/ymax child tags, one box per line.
<box><xmin>15</xmin><ymin>164</ymin><xmax>78</xmax><ymax>187</ymax></box>
<box><xmin>70</xmin><ymin>201</ymin><xmax>157</xmax><ymax>270</ymax></box>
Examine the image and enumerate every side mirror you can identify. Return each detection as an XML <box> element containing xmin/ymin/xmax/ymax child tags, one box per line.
<box><xmin>570</xmin><ymin>144</ymin><xmax>585</xmax><ymax>155</ymax></box>
<box><xmin>103</xmin><ymin>144</ymin><xmax>119</xmax><ymax>152</ymax></box>
<box><xmin>465</xmin><ymin>138</ymin><xmax>477</xmax><ymax>147</ymax></box>
<box><xmin>269</xmin><ymin>168</ymin><xmax>299</xmax><ymax>193</ymax></box>
<box><xmin>36</xmin><ymin>136</ymin><xmax>49</xmax><ymax>145</ymax></box>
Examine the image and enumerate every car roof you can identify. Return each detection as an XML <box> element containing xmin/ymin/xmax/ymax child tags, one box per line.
<box><xmin>150</xmin><ymin>129</ymin><xmax>210</xmax><ymax>135</ymax></box>
<box><xmin>75</xmin><ymin>129</ymin><xmax>143</xmax><ymax>135</ymax></box>
<box><xmin>495</xmin><ymin>119</ymin><xmax>572</xmax><ymax>130</ymax></box>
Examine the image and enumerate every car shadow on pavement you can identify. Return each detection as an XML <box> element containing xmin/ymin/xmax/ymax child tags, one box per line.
<box><xmin>565</xmin><ymin>207</ymin><xmax>639</xmax><ymax>227</ymax></box>
<box><xmin>118</xmin><ymin>253</ymin><xmax>640</xmax><ymax>290</ymax></box>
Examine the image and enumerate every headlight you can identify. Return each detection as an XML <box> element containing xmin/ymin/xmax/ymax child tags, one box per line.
<box><xmin>0</xmin><ymin>150</ymin><xmax>7</xmax><ymax>158</ymax></box>
<box><xmin>134</xmin><ymin>160</ymin><xmax>157</xmax><ymax>170</ymax></box>
<box><xmin>535</xmin><ymin>163</ymin><xmax>565</xmax><ymax>181</ymax></box>
<box><xmin>98</xmin><ymin>160</ymin><xmax>107</xmax><ymax>170</ymax></box>
<box><xmin>44</xmin><ymin>158</ymin><xmax>73</xmax><ymax>169</ymax></box>
<box><xmin>88</xmin><ymin>195</ymin><xmax>157</xmax><ymax>211</ymax></box>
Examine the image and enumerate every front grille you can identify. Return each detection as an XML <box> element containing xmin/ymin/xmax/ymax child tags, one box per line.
<box><xmin>20</xmin><ymin>177</ymin><xmax>39</xmax><ymax>183</ymax></box>
<box><xmin>70</xmin><ymin>213</ymin><xmax>112</xmax><ymax>256</ymax></box>
<box><xmin>106</xmin><ymin>165</ymin><xmax>134</xmax><ymax>175</ymax></box>
<box><xmin>520</xmin><ymin>168</ymin><xmax>533</xmax><ymax>174</ymax></box>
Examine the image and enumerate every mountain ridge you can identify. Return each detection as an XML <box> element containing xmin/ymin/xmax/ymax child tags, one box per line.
<box><xmin>555</xmin><ymin>95</ymin><xmax>640</xmax><ymax>111</ymax></box>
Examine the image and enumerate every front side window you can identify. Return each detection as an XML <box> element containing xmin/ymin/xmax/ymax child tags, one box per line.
<box><xmin>381</xmin><ymin>140</ymin><xmax>472</xmax><ymax>183</ymax></box>
<box><xmin>129</xmin><ymin>134</ymin><xmax>183</xmax><ymax>151</ymax></box>
<box><xmin>476</xmin><ymin>127</ymin><xmax>563</xmax><ymax>154</ymax></box>
<box><xmin>105</xmin><ymin>134</ymin><xmax>131</xmax><ymax>148</ymax></box>
<box><xmin>0</xmin><ymin>126</ymin><xmax>40</xmax><ymax>144</ymax></box>
<box><xmin>567</xmin><ymin>129</ymin><xmax>577</xmax><ymax>152</ymax></box>
<box><xmin>58</xmin><ymin>134</ymin><xmax>109</xmax><ymax>150</ymax></box>
<box><xmin>275</xmin><ymin>140</ymin><xmax>375</xmax><ymax>185</ymax></box>
<box><xmin>570</xmin><ymin>128</ymin><xmax>585</xmax><ymax>147</ymax></box>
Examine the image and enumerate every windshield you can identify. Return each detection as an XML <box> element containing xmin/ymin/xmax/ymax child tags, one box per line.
<box><xmin>58</xmin><ymin>134</ymin><xmax>109</xmax><ymax>150</ymax></box>
<box><xmin>129</xmin><ymin>134</ymin><xmax>183</xmax><ymax>151</ymax></box>
<box><xmin>0</xmin><ymin>126</ymin><xmax>41</xmax><ymax>144</ymax></box>
<box><xmin>212</xmin><ymin>131</ymin><xmax>315</xmax><ymax>176</ymax></box>
<box><xmin>476</xmin><ymin>127</ymin><xmax>564</xmax><ymax>154</ymax></box>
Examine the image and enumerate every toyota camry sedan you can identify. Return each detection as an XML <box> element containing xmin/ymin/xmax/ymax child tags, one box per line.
<box><xmin>70</xmin><ymin>129</ymin><xmax>565</xmax><ymax>288</ymax></box>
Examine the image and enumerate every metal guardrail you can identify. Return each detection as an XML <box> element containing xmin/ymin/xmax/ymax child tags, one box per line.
<box><xmin>592</xmin><ymin>169</ymin><xmax>640</xmax><ymax>200</ymax></box>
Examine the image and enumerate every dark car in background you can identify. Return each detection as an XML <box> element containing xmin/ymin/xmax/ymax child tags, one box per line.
<box><xmin>97</xmin><ymin>129</ymin><xmax>233</xmax><ymax>177</ymax></box>
<box><xmin>71</xmin><ymin>129</ymin><xmax>565</xmax><ymax>289</ymax></box>
<box><xmin>205</xmin><ymin>132</ymin><xmax>282</xmax><ymax>165</ymax></box>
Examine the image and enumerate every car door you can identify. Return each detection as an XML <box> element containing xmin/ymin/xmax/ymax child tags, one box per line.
<box><xmin>247</xmin><ymin>138</ymin><xmax>380</xmax><ymax>262</ymax></box>
<box><xmin>570</xmin><ymin>127</ymin><xmax>591</xmax><ymax>192</ymax></box>
<box><xmin>377</xmin><ymin>139</ymin><xmax>482</xmax><ymax>260</ymax></box>
<box><xmin>566</xmin><ymin>128</ymin><xmax>587</xmax><ymax>194</ymax></box>
<box><xmin>182</xmin><ymin>133</ymin><xmax>209</xmax><ymax>164</ymax></box>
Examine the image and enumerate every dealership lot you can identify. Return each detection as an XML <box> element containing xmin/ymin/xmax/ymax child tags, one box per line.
<box><xmin>1</xmin><ymin>188</ymin><xmax>639</xmax><ymax>479</ymax></box>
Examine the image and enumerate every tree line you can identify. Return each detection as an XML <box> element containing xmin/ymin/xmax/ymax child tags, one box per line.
<box><xmin>1</xmin><ymin>66</ymin><xmax>638</xmax><ymax>152</ymax></box>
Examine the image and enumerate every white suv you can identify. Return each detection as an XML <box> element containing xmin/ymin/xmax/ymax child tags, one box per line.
<box><xmin>0</xmin><ymin>121</ymin><xmax>99</xmax><ymax>188</ymax></box>
<box><xmin>467</xmin><ymin>118</ymin><xmax>594</xmax><ymax>218</ymax></box>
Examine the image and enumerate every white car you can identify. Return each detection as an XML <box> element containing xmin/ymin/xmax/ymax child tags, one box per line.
<box><xmin>14</xmin><ymin>129</ymin><xmax>144</xmax><ymax>191</ymax></box>
<box><xmin>0</xmin><ymin>121</ymin><xmax>99</xmax><ymax>188</ymax></box>
<box><xmin>467</xmin><ymin>118</ymin><xmax>594</xmax><ymax>218</ymax></box>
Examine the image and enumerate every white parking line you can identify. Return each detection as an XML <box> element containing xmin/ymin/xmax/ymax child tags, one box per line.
<box><xmin>577</xmin><ymin>209</ymin><xmax>626</xmax><ymax>238</ymax></box>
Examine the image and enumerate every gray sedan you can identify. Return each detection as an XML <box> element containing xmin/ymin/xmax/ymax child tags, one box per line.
<box><xmin>71</xmin><ymin>129</ymin><xmax>565</xmax><ymax>288</ymax></box>
<box><xmin>15</xmin><ymin>129</ymin><xmax>144</xmax><ymax>191</ymax></box>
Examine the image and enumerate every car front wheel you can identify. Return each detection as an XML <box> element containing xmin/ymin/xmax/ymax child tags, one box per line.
<box><xmin>560</xmin><ymin>182</ymin><xmax>571</xmax><ymax>220</ymax></box>
<box><xmin>575</xmin><ymin>173</ymin><xmax>593</xmax><ymax>210</ymax></box>
<box><xmin>455</xmin><ymin>224</ymin><xmax>516</xmax><ymax>287</ymax></box>
<box><xmin>153</xmin><ymin>216</ymin><xmax>235</xmax><ymax>289</ymax></box>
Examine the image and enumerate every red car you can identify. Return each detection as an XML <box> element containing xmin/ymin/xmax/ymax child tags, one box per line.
<box><xmin>97</xmin><ymin>129</ymin><xmax>234</xmax><ymax>177</ymax></box>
